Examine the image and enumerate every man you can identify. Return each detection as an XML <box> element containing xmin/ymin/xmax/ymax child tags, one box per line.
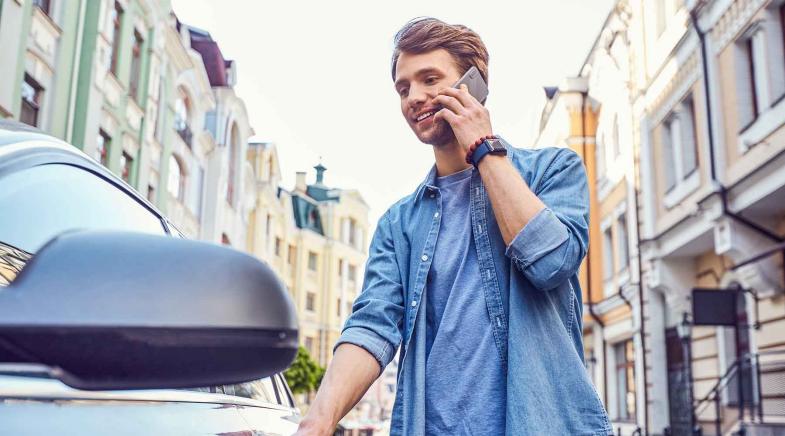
<box><xmin>297</xmin><ymin>18</ymin><xmax>611</xmax><ymax>435</ymax></box>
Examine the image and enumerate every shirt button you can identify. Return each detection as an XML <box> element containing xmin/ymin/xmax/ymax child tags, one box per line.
<box><xmin>434</xmin><ymin>212</ymin><xmax>439</xmax><ymax>218</ymax></box>
<box><xmin>411</xmin><ymin>301</ymin><xmax>417</xmax><ymax>307</ymax></box>
<box><xmin>421</xmin><ymin>255</ymin><xmax>428</xmax><ymax>261</ymax></box>
<box><xmin>430</xmin><ymin>194</ymin><xmax>435</xmax><ymax>198</ymax></box>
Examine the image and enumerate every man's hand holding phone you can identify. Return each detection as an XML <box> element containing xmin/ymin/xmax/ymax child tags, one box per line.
<box><xmin>433</xmin><ymin>66</ymin><xmax>493</xmax><ymax>153</ymax></box>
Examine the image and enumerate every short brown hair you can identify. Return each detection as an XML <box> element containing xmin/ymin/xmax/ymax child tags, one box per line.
<box><xmin>391</xmin><ymin>17</ymin><xmax>489</xmax><ymax>84</ymax></box>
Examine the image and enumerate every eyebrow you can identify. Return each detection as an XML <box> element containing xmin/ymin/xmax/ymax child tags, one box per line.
<box><xmin>394</xmin><ymin>67</ymin><xmax>443</xmax><ymax>89</ymax></box>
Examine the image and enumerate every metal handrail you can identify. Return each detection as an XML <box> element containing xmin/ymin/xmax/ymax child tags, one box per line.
<box><xmin>692</xmin><ymin>349</ymin><xmax>785</xmax><ymax>435</ymax></box>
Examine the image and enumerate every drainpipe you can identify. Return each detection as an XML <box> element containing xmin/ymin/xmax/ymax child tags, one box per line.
<box><xmin>691</xmin><ymin>5</ymin><xmax>784</xmax><ymax>244</ymax></box>
<box><xmin>632</xmin><ymin>131</ymin><xmax>650</xmax><ymax>435</ymax></box>
<box><xmin>580</xmin><ymin>90</ymin><xmax>608</xmax><ymax>407</ymax></box>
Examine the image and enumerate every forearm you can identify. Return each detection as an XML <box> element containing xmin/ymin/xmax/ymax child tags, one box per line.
<box><xmin>298</xmin><ymin>343</ymin><xmax>382</xmax><ymax>434</ymax></box>
<box><xmin>477</xmin><ymin>154</ymin><xmax>545</xmax><ymax>245</ymax></box>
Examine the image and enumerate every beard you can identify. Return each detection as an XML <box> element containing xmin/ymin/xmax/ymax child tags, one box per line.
<box><xmin>415</xmin><ymin>117</ymin><xmax>455</xmax><ymax>147</ymax></box>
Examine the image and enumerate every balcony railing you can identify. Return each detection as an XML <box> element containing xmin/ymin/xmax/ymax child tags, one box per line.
<box><xmin>693</xmin><ymin>349</ymin><xmax>785</xmax><ymax>435</ymax></box>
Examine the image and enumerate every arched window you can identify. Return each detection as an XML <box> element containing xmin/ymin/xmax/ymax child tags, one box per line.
<box><xmin>227</xmin><ymin>123</ymin><xmax>239</xmax><ymax>205</ymax></box>
<box><xmin>175</xmin><ymin>89</ymin><xmax>192</xmax><ymax>146</ymax></box>
<box><xmin>167</xmin><ymin>154</ymin><xmax>186</xmax><ymax>202</ymax></box>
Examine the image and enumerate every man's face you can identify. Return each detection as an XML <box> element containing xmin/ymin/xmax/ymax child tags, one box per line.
<box><xmin>394</xmin><ymin>49</ymin><xmax>462</xmax><ymax>147</ymax></box>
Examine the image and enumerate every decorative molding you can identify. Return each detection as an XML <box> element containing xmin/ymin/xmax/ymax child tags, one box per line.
<box><xmin>649</xmin><ymin>52</ymin><xmax>700</xmax><ymax>126</ymax></box>
<box><xmin>710</xmin><ymin>0</ymin><xmax>768</xmax><ymax>54</ymax></box>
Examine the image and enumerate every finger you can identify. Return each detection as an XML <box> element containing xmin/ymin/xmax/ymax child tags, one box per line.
<box><xmin>433</xmin><ymin>107</ymin><xmax>459</xmax><ymax>125</ymax></box>
<box><xmin>440</xmin><ymin>84</ymin><xmax>476</xmax><ymax>108</ymax></box>
<box><xmin>433</xmin><ymin>94</ymin><xmax>465</xmax><ymax>115</ymax></box>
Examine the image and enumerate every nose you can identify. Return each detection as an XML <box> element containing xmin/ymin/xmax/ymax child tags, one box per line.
<box><xmin>407</xmin><ymin>83</ymin><xmax>428</xmax><ymax>110</ymax></box>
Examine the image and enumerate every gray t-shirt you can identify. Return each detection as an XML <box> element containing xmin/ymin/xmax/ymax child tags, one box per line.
<box><xmin>424</xmin><ymin>167</ymin><xmax>506</xmax><ymax>435</ymax></box>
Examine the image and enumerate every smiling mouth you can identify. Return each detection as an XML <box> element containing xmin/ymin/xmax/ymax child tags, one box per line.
<box><xmin>415</xmin><ymin>111</ymin><xmax>434</xmax><ymax>123</ymax></box>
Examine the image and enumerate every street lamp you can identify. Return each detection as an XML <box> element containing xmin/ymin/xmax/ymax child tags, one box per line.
<box><xmin>677</xmin><ymin>312</ymin><xmax>698</xmax><ymax>435</ymax></box>
<box><xmin>677</xmin><ymin>312</ymin><xmax>692</xmax><ymax>342</ymax></box>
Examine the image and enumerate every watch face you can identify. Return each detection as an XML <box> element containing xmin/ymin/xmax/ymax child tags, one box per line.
<box><xmin>488</xmin><ymin>139</ymin><xmax>507</xmax><ymax>152</ymax></box>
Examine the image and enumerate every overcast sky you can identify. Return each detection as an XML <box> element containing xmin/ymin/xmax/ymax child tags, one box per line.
<box><xmin>171</xmin><ymin>0</ymin><xmax>616</xmax><ymax>229</ymax></box>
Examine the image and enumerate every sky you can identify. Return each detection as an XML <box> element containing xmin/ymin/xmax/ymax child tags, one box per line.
<box><xmin>171</xmin><ymin>0</ymin><xmax>616</xmax><ymax>229</ymax></box>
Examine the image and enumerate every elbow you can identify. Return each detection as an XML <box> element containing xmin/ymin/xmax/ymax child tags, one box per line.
<box><xmin>513</xmin><ymin>239</ymin><xmax>584</xmax><ymax>291</ymax></box>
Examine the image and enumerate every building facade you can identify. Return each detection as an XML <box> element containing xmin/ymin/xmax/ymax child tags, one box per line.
<box><xmin>537</xmin><ymin>0</ymin><xmax>785</xmax><ymax>435</ymax></box>
<box><xmin>247</xmin><ymin>150</ymin><xmax>370</xmax><ymax>369</ymax></box>
<box><xmin>0</xmin><ymin>0</ymin><xmax>254</xmax><ymax>245</ymax></box>
<box><xmin>1</xmin><ymin>2</ymin><xmax>375</xmax><ymax>423</ymax></box>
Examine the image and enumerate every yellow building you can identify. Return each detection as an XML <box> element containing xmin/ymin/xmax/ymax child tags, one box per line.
<box><xmin>247</xmin><ymin>143</ymin><xmax>370</xmax><ymax>368</ymax></box>
<box><xmin>538</xmin><ymin>1</ymin><xmax>785</xmax><ymax>435</ymax></box>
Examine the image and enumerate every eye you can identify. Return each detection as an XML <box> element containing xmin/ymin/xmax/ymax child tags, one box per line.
<box><xmin>398</xmin><ymin>87</ymin><xmax>409</xmax><ymax>98</ymax></box>
<box><xmin>425</xmin><ymin>76</ymin><xmax>438</xmax><ymax>85</ymax></box>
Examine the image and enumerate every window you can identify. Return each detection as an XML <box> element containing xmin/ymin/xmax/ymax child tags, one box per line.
<box><xmin>596</xmin><ymin>133</ymin><xmax>606</xmax><ymax>179</ymax></box>
<box><xmin>129</xmin><ymin>30</ymin><xmax>144</xmax><ymax>102</ymax></box>
<box><xmin>655</xmin><ymin>0</ymin><xmax>680</xmax><ymax>36</ymax></box>
<box><xmin>0</xmin><ymin>164</ymin><xmax>165</xmax><ymax>265</ymax></box>
<box><xmin>288</xmin><ymin>244</ymin><xmax>296</xmax><ymax>265</ymax></box>
<box><xmin>33</xmin><ymin>0</ymin><xmax>52</xmax><ymax>16</ymax></box>
<box><xmin>614</xmin><ymin>340</ymin><xmax>636</xmax><ymax>421</ymax></box>
<box><xmin>167</xmin><ymin>155</ymin><xmax>185</xmax><ymax>202</ymax></box>
<box><xmin>188</xmin><ymin>164</ymin><xmax>204</xmax><ymax>217</ymax></box>
<box><xmin>96</xmin><ymin>129</ymin><xmax>111</xmax><ymax>166</ymax></box>
<box><xmin>336</xmin><ymin>298</ymin><xmax>341</xmax><ymax>317</ymax></box>
<box><xmin>306</xmin><ymin>292</ymin><xmax>315</xmax><ymax>311</ymax></box>
<box><xmin>338</xmin><ymin>258</ymin><xmax>344</xmax><ymax>278</ymax></box>
<box><xmin>110</xmin><ymin>1</ymin><xmax>123</xmax><ymax>75</ymax></box>
<box><xmin>266</xmin><ymin>214</ymin><xmax>272</xmax><ymax>238</ymax></box>
<box><xmin>174</xmin><ymin>91</ymin><xmax>192</xmax><ymax>146</ymax></box>
<box><xmin>221</xmin><ymin>378</ymin><xmax>277</xmax><ymax>404</ymax></box>
<box><xmin>737</xmin><ymin>27</ymin><xmax>770</xmax><ymax>131</ymax></box>
<box><xmin>602</xmin><ymin>227</ymin><xmax>614</xmax><ymax>281</ymax></box>
<box><xmin>120</xmin><ymin>151</ymin><xmax>133</xmax><ymax>183</ymax></box>
<box><xmin>227</xmin><ymin>124</ymin><xmax>239</xmax><ymax>206</ymax></box>
<box><xmin>147</xmin><ymin>184</ymin><xmax>155</xmax><ymax>203</ymax></box>
<box><xmin>348</xmin><ymin>264</ymin><xmax>357</xmax><ymax>283</ymax></box>
<box><xmin>20</xmin><ymin>74</ymin><xmax>43</xmax><ymax>127</ymax></box>
<box><xmin>616</xmin><ymin>214</ymin><xmax>629</xmax><ymax>273</ymax></box>
<box><xmin>221</xmin><ymin>233</ymin><xmax>231</xmax><ymax>246</ymax></box>
<box><xmin>612</xmin><ymin>115</ymin><xmax>621</xmax><ymax>159</ymax></box>
<box><xmin>308</xmin><ymin>251</ymin><xmax>318</xmax><ymax>271</ymax></box>
<box><xmin>275</xmin><ymin>237</ymin><xmax>282</xmax><ymax>257</ymax></box>
<box><xmin>781</xmin><ymin>5</ymin><xmax>785</xmax><ymax>69</ymax></box>
<box><xmin>348</xmin><ymin>218</ymin><xmax>357</xmax><ymax>246</ymax></box>
<box><xmin>154</xmin><ymin>79</ymin><xmax>165</xmax><ymax>142</ymax></box>
<box><xmin>661</xmin><ymin>95</ymin><xmax>698</xmax><ymax>193</ymax></box>
<box><xmin>304</xmin><ymin>337</ymin><xmax>314</xmax><ymax>355</ymax></box>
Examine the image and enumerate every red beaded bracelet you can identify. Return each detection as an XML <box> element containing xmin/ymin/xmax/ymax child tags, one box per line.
<box><xmin>465</xmin><ymin>135</ymin><xmax>497</xmax><ymax>165</ymax></box>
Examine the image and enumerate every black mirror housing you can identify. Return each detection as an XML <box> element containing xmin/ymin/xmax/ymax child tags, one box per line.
<box><xmin>0</xmin><ymin>231</ymin><xmax>298</xmax><ymax>390</ymax></box>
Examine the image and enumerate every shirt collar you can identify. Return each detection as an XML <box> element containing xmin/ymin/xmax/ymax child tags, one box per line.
<box><xmin>414</xmin><ymin>164</ymin><xmax>439</xmax><ymax>201</ymax></box>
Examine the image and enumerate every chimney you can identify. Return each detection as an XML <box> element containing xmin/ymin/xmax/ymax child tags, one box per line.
<box><xmin>295</xmin><ymin>171</ymin><xmax>307</xmax><ymax>192</ymax></box>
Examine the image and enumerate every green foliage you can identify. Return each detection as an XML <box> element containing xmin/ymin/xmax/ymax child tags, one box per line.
<box><xmin>284</xmin><ymin>346</ymin><xmax>326</xmax><ymax>395</ymax></box>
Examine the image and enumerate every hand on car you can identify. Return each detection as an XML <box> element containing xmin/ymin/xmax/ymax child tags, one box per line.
<box><xmin>432</xmin><ymin>83</ymin><xmax>493</xmax><ymax>153</ymax></box>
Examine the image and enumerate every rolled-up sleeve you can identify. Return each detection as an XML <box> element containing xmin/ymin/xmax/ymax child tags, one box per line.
<box><xmin>505</xmin><ymin>149</ymin><xmax>589</xmax><ymax>291</ymax></box>
<box><xmin>333</xmin><ymin>210</ymin><xmax>404</xmax><ymax>372</ymax></box>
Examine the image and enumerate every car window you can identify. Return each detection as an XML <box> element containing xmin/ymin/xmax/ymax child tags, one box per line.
<box><xmin>221</xmin><ymin>377</ymin><xmax>278</xmax><ymax>404</ymax></box>
<box><xmin>273</xmin><ymin>374</ymin><xmax>295</xmax><ymax>408</ymax></box>
<box><xmin>0</xmin><ymin>164</ymin><xmax>166</xmax><ymax>286</ymax></box>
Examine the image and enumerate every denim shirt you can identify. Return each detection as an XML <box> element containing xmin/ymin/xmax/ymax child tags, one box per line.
<box><xmin>335</xmin><ymin>145</ymin><xmax>612</xmax><ymax>436</ymax></box>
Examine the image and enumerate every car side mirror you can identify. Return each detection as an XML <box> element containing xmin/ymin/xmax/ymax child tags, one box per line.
<box><xmin>0</xmin><ymin>230</ymin><xmax>298</xmax><ymax>390</ymax></box>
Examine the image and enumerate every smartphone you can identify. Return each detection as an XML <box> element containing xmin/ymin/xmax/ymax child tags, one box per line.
<box><xmin>453</xmin><ymin>66</ymin><xmax>488</xmax><ymax>104</ymax></box>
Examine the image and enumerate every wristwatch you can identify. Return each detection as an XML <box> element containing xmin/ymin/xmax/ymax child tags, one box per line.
<box><xmin>470</xmin><ymin>136</ymin><xmax>508</xmax><ymax>167</ymax></box>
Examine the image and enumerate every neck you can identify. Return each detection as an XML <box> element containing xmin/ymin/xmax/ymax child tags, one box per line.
<box><xmin>433</xmin><ymin>138</ymin><xmax>471</xmax><ymax>177</ymax></box>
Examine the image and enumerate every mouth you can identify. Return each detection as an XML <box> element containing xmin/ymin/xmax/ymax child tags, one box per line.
<box><xmin>413</xmin><ymin>110</ymin><xmax>437</xmax><ymax>125</ymax></box>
